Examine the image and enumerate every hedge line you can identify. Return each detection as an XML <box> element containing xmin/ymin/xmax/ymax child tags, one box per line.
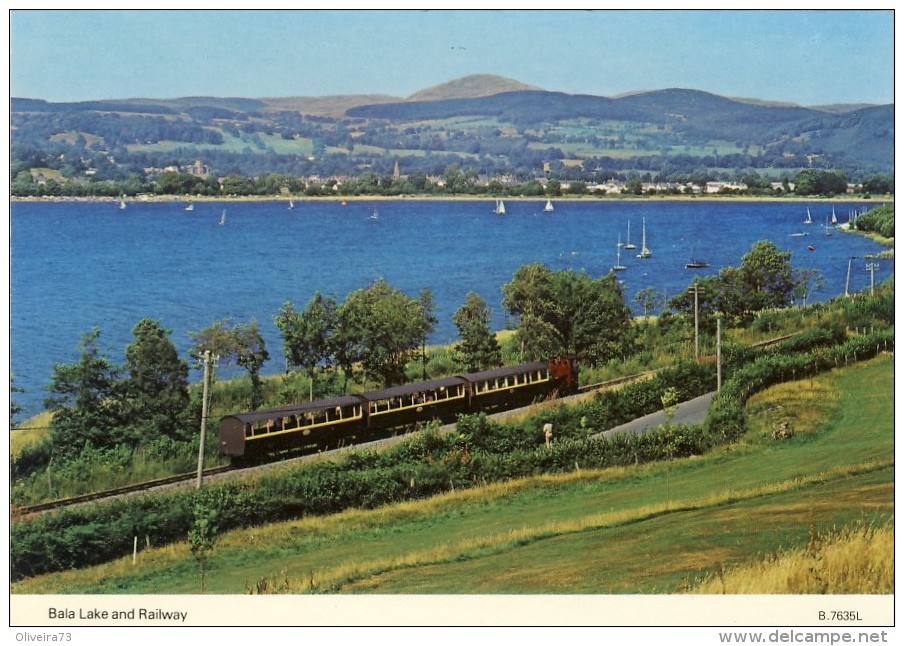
<box><xmin>704</xmin><ymin>329</ymin><xmax>894</xmax><ymax>443</ymax></box>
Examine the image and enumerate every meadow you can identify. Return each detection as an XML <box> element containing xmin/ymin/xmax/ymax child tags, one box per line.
<box><xmin>11</xmin><ymin>354</ymin><xmax>892</xmax><ymax>595</ymax></box>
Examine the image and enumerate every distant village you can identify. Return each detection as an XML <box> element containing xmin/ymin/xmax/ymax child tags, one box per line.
<box><xmin>110</xmin><ymin>158</ymin><xmax>863</xmax><ymax>197</ymax></box>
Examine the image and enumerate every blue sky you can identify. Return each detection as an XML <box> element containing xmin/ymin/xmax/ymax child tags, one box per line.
<box><xmin>10</xmin><ymin>8</ymin><xmax>895</xmax><ymax>106</ymax></box>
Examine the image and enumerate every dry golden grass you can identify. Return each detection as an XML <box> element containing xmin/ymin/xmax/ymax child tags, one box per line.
<box><xmin>691</xmin><ymin>523</ymin><xmax>894</xmax><ymax>594</ymax></box>
<box><xmin>245</xmin><ymin>459</ymin><xmax>892</xmax><ymax>593</ymax></box>
<box><xmin>744</xmin><ymin>377</ymin><xmax>839</xmax><ymax>441</ymax></box>
<box><xmin>10</xmin><ymin>411</ymin><xmax>53</xmax><ymax>458</ymax></box>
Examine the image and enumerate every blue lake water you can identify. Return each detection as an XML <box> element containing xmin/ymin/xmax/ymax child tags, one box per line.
<box><xmin>9</xmin><ymin>198</ymin><xmax>893</xmax><ymax>415</ymax></box>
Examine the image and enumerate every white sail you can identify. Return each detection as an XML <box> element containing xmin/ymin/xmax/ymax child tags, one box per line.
<box><xmin>185</xmin><ymin>203</ymin><xmax>194</xmax><ymax>212</ymax></box>
<box><xmin>624</xmin><ymin>220</ymin><xmax>636</xmax><ymax>249</ymax></box>
<box><xmin>637</xmin><ymin>218</ymin><xmax>652</xmax><ymax>258</ymax></box>
<box><xmin>831</xmin><ymin>206</ymin><xmax>837</xmax><ymax>225</ymax></box>
<box><xmin>218</xmin><ymin>209</ymin><xmax>226</xmax><ymax>225</ymax></box>
<box><xmin>611</xmin><ymin>235</ymin><xmax>626</xmax><ymax>272</ymax></box>
<box><xmin>544</xmin><ymin>199</ymin><xmax>554</xmax><ymax>212</ymax></box>
<box><xmin>495</xmin><ymin>199</ymin><xmax>506</xmax><ymax>215</ymax></box>
<box><xmin>119</xmin><ymin>195</ymin><xmax>127</xmax><ymax>210</ymax></box>
<box><xmin>805</xmin><ymin>208</ymin><xmax>812</xmax><ymax>224</ymax></box>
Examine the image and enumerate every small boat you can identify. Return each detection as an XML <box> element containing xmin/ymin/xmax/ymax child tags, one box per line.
<box><xmin>790</xmin><ymin>232</ymin><xmax>808</xmax><ymax>237</ymax></box>
<box><xmin>636</xmin><ymin>218</ymin><xmax>652</xmax><ymax>259</ymax></box>
<box><xmin>184</xmin><ymin>203</ymin><xmax>194</xmax><ymax>212</ymax></box>
<box><xmin>544</xmin><ymin>199</ymin><xmax>554</xmax><ymax>213</ymax></box>
<box><xmin>494</xmin><ymin>199</ymin><xmax>506</xmax><ymax>215</ymax></box>
<box><xmin>807</xmin><ymin>245</ymin><xmax>815</xmax><ymax>251</ymax></box>
<box><xmin>118</xmin><ymin>195</ymin><xmax>127</xmax><ymax>210</ymax></box>
<box><xmin>611</xmin><ymin>236</ymin><xmax>627</xmax><ymax>272</ymax></box>
<box><xmin>831</xmin><ymin>206</ymin><xmax>837</xmax><ymax>225</ymax></box>
<box><xmin>369</xmin><ymin>208</ymin><xmax>379</xmax><ymax>220</ymax></box>
<box><xmin>340</xmin><ymin>199</ymin><xmax>347</xmax><ymax>206</ymax></box>
<box><xmin>218</xmin><ymin>209</ymin><xmax>226</xmax><ymax>226</ymax></box>
<box><xmin>288</xmin><ymin>199</ymin><xmax>295</xmax><ymax>210</ymax></box>
<box><xmin>685</xmin><ymin>259</ymin><xmax>710</xmax><ymax>269</ymax></box>
<box><xmin>804</xmin><ymin>207</ymin><xmax>813</xmax><ymax>225</ymax></box>
<box><xmin>623</xmin><ymin>220</ymin><xmax>636</xmax><ymax>250</ymax></box>
<box><xmin>824</xmin><ymin>218</ymin><xmax>833</xmax><ymax>237</ymax></box>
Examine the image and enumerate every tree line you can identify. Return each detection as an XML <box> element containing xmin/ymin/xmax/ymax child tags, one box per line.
<box><xmin>11</xmin><ymin>160</ymin><xmax>895</xmax><ymax>201</ymax></box>
<box><xmin>13</xmin><ymin>242</ymin><xmax>811</xmax><ymax>475</ymax></box>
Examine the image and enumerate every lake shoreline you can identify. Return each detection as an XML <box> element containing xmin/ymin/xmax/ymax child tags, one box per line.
<box><xmin>10</xmin><ymin>193</ymin><xmax>893</xmax><ymax>204</ymax></box>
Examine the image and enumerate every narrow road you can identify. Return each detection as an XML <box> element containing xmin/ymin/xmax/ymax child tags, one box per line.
<box><xmin>593</xmin><ymin>392</ymin><xmax>716</xmax><ymax>439</ymax></box>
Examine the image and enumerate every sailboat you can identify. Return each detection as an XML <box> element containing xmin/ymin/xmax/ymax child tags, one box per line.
<box><xmin>831</xmin><ymin>206</ymin><xmax>837</xmax><ymax>225</ymax></box>
<box><xmin>494</xmin><ymin>199</ymin><xmax>506</xmax><ymax>215</ymax></box>
<box><xmin>544</xmin><ymin>199</ymin><xmax>554</xmax><ymax>213</ymax></box>
<box><xmin>218</xmin><ymin>209</ymin><xmax>226</xmax><ymax>226</ymax></box>
<box><xmin>369</xmin><ymin>207</ymin><xmax>379</xmax><ymax>220</ymax></box>
<box><xmin>288</xmin><ymin>199</ymin><xmax>295</xmax><ymax>210</ymax></box>
<box><xmin>118</xmin><ymin>195</ymin><xmax>127</xmax><ymax>210</ymax></box>
<box><xmin>804</xmin><ymin>207</ymin><xmax>813</xmax><ymax>225</ymax></box>
<box><xmin>636</xmin><ymin>218</ymin><xmax>652</xmax><ymax>258</ymax></box>
<box><xmin>623</xmin><ymin>220</ymin><xmax>636</xmax><ymax>249</ymax></box>
<box><xmin>184</xmin><ymin>203</ymin><xmax>194</xmax><ymax>212</ymax></box>
<box><xmin>685</xmin><ymin>243</ymin><xmax>709</xmax><ymax>268</ymax></box>
<box><xmin>611</xmin><ymin>236</ymin><xmax>627</xmax><ymax>272</ymax></box>
<box><xmin>824</xmin><ymin>217</ymin><xmax>833</xmax><ymax>237</ymax></box>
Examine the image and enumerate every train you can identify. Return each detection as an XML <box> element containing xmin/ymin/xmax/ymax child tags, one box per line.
<box><xmin>219</xmin><ymin>356</ymin><xmax>578</xmax><ymax>460</ymax></box>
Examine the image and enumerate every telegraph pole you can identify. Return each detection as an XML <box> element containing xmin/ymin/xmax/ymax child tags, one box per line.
<box><xmin>688</xmin><ymin>281</ymin><xmax>704</xmax><ymax>360</ymax></box>
<box><xmin>845</xmin><ymin>257</ymin><xmax>853</xmax><ymax>298</ymax></box>
<box><xmin>866</xmin><ymin>261</ymin><xmax>879</xmax><ymax>295</ymax></box>
<box><xmin>196</xmin><ymin>350</ymin><xmax>211</xmax><ymax>489</ymax></box>
<box><xmin>716</xmin><ymin>317</ymin><xmax>722</xmax><ymax>391</ymax></box>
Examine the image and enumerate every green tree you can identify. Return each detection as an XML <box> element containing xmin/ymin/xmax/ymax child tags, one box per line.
<box><xmin>274</xmin><ymin>293</ymin><xmax>338</xmax><ymax>401</ymax></box>
<box><xmin>861</xmin><ymin>174</ymin><xmax>894</xmax><ymax>195</ymax></box>
<box><xmin>44</xmin><ymin>328</ymin><xmax>124</xmax><ymax>461</ymax></box>
<box><xmin>121</xmin><ymin>318</ymin><xmax>192</xmax><ymax>443</ymax></box>
<box><xmin>441</xmin><ymin>163</ymin><xmax>470</xmax><ymax>194</ymax></box>
<box><xmin>188</xmin><ymin>319</ymin><xmax>237</xmax><ymax>372</ymax></box>
<box><xmin>635</xmin><ymin>287</ymin><xmax>663</xmax><ymax>318</ymax></box>
<box><xmin>558</xmin><ymin>271</ymin><xmax>634</xmax><ymax>364</ymax></box>
<box><xmin>10</xmin><ymin>373</ymin><xmax>25</xmax><ymax>425</ymax></box>
<box><xmin>791</xmin><ymin>267</ymin><xmax>823</xmax><ymax>307</ymax></box>
<box><xmin>233</xmin><ymin>320</ymin><xmax>270</xmax><ymax>410</ymax></box>
<box><xmin>337</xmin><ymin>279</ymin><xmax>436</xmax><ymax>386</ymax></box>
<box><xmin>502</xmin><ymin>263</ymin><xmax>562</xmax><ymax>361</ymax></box>
<box><xmin>625</xmin><ymin>176</ymin><xmax>644</xmax><ymax>195</ymax></box>
<box><xmin>220</xmin><ymin>173</ymin><xmax>256</xmax><ymax>195</ymax></box>
<box><xmin>188</xmin><ymin>500</ymin><xmax>218</xmax><ymax>593</ymax></box>
<box><xmin>671</xmin><ymin>240</ymin><xmax>794</xmax><ymax>323</ymax></box>
<box><xmin>794</xmin><ymin>169</ymin><xmax>849</xmax><ymax>196</ymax></box>
<box><xmin>190</xmin><ymin>318</ymin><xmax>269</xmax><ymax>410</ymax></box>
<box><xmin>453</xmin><ymin>292</ymin><xmax>502</xmax><ymax>372</ymax></box>
<box><xmin>356</xmin><ymin>171</ymin><xmax>380</xmax><ymax>194</ymax></box>
<box><xmin>738</xmin><ymin>240</ymin><xmax>794</xmax><ymax>312</ymax></box>
<box><xmin>503</xmin><ymin>264</ymin><xmax>633</xmax><ymax>364</ymax></box>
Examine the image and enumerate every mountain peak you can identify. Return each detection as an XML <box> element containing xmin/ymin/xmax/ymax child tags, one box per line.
<box><xmin>406</xmin><ymin>74</ymin><xmax>542</xmax><ymax>102</ymax></box>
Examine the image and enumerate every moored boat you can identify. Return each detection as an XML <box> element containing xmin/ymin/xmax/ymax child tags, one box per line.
<box><xmin>636</xmin><ymin>218</ymin><xmax>652</xmax><ymax>258</ymax></box>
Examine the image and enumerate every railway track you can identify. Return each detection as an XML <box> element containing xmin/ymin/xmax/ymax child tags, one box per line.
<box><xmin>15</xmin><ymin>333</ymin><xmax>801</xmax><ymax>517</ymax></box>
<box><xmin>16</xmin><ymin>465</ymin><xmax>235</xmax><ymax>515</ymax></box>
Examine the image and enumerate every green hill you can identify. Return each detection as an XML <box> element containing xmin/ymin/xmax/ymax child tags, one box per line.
<box><xmin>10</xmin><ymin>76</ymin><xmax>895</xmax><ymax>188</ymax></box>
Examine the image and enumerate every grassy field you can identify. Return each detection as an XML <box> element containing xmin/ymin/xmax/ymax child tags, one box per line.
<box><xmin>11</xmin><ymin>354</ymin><xmax>893</xmax><ymax>595</ymax></box>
